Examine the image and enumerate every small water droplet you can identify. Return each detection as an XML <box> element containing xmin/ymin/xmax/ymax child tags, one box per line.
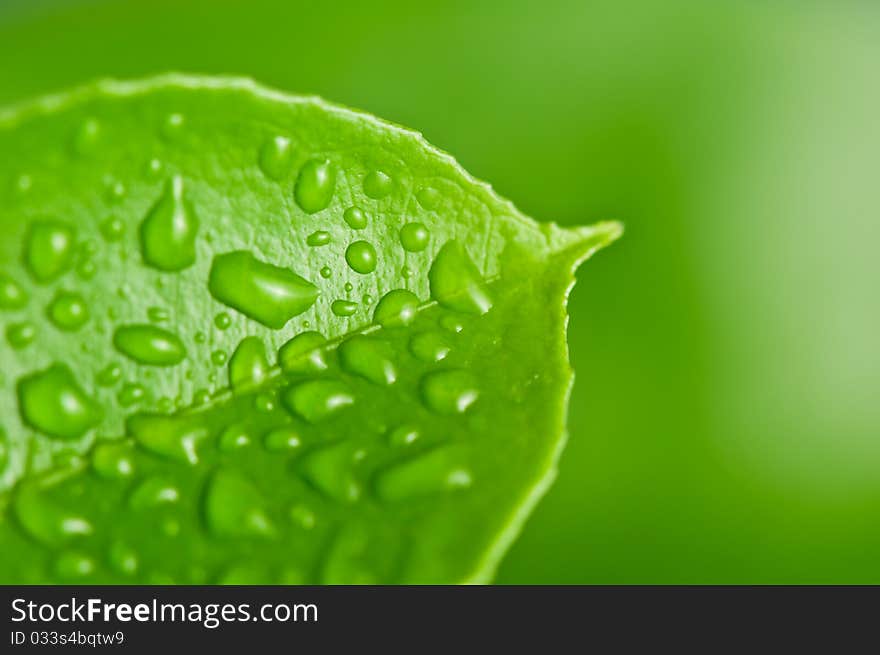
<box><xmin>416</xmin><ymin>187</ymin><xmax>440</xmax><ymax>210</ymax></box>
<box><xmin>15</xmin><ymin>173</ymin><xmax>32</xmax><ymax>194</ymax></box>
<box><xmin>214</xmin><ymin>312</ymin><xmax>232</xmax><ymax>330</ymax></box>
<box><xmin>147</xmin><ymin>306</ymin><xmax>169</xmax><ymax>323</ymax></box>
<box><xmin>24</xmin><ymin>220</ymin><xmax>76</xmax><ymax>283</ymax></box>
<box><xmin>420</xmin><ymin>370</ymin><xmax>478</xmax><ymax>414</ymax></box>
<box><xmin>343</xmin><ymin>207</ymin><xmax>368</xmax><ymax>230</ymax></box>
<box><xmin>263</xmin><ymin>426</ymin><xmax>301</xmax><ymax>452</ymax></box>
<box><xmin>113</xmin><ymin>324</ymin><xmax>186</xmax><ymax>366</ymax></box>
<box><xmin>208</xmin><ymin>251</ymin><xmax>319</xmax><ymax>329</ymax></box>
<box><xmin>194</xmin><ymin>331</ymin><xmax>207</xmax><ymax>344</ymax></box>
<box><xmin>157</xmin><ymin>396</ymin><xmax>173</xmax><ymax>413</ymax></box>
<box><xmin>440</xmin><ymin>315</ymin><xmax>464</xmax><ymax>333</ymax></box>
<box><xmin>331</xmin><ymin>299</ymin><xmax>358</xmax><ymax>317</ymax></box>
<box><xmin>344</xmin><ymin>282</ymin><xmax>354</xmax><ymax>292</ymax></box>
<box><xmin>289</xmin><ymin>504</ymin><xmax>316</xmax><ymax>529</ymax></box>
<box><xmin>73</xmin><ymin>117</ymin><xmax>100</xmax><ymax>155</ymax></box>
<box><xmin>281</xmin><ymin>379</ymin><xmax>354</xmax><ymax>423</ymax></box>
<box><xmin>146</xmin><ymin>158</ymin><xmax>163</xmax><ymax>177</ymax></box>
<box><xmin>362</xmin><ymin>293</ymin><xmax>373</xmax><ymax>305</ymax></box>
<box><xmin>0</xmin><ymin>273</ymin><xmax>28</xmax><ymax>309</ymax></box>
<box><xmin>388</xmin><ymin>424</ymin><xmax>420</xmax><ymax>447</ymax></box>
<box><xmin>259</xmin><ymin>135</ymin><xmax>293</xmax><ymax>180</ymax></box>
<box><xmin>91</xmin><ymin>442</ymin><xmax>135</xmax><ymax>479</ymax></box>
<box><xmin>211</xmin><ymin>350</ymin><xmax>227</xmax><ymax>366</ymax></box>
<box><xmin>127</xmin><ymin>413</ymin><xmax>208</xmax><ymax>465</ymax></box>
<box><xmin>6</xmin><ymin>321</ymin><xmax>35</xmax><ymax>349</ymax></box>
<box><xmin>363</xmin><ymin>170</ymin><xmax>393</xmax><ymax>199</ymax></box>
<box><xmin>204</xmin><ymin>469</ymin><xmax>275</xmax><ymax>538</ymax></box>
<box><xmin>99</xmin><ymin>216</ymin><xmax>125</xmax><ymax>242</ymax></box>
<box><xmin>429</xmin><ymin>241</ymin><xmax>492</xmax><ymax>315</ymax></box>
<box><xmin>294</xmin><ymin>159</ymin><xmax>336</xmax><ymax>213</ymax></box>
<box><xmin>400</xmin><ymin>222</ymin><xmax>430</xmax><ymax>252</ymax></box>
<box><xmin>54</xmin><ymin>551</ymin><xmax>95</xmax><ymax>579</ymax></box>
<box><xmin>76</xmin><ymin>258</ymin><xmax>96</xmax><ymax>280</ymax></box>
<box><xmin>218</xmin><ymin>424</ymin><xmax>251</xmax><ymax>452</ymax></box>
<box><xmin>96</xmin><ymin>363</ymin><xmax>122</xmax><ymax>387</ymax></box>
<box><xmin>410</xmin><ymin>331</ymin><xmax>451</xmax><ymax>363</ymax></box>
<box><xmin>320</xmin><ymin>266</ymin><xmax>332</xmax><ymax>278</ymax></box>
<box><xmin>193</xmin><ymin>388</ymin><xmax>211</xmax><ymax>406</ymax></box>
<box><xmin>108</xmin><ymin>541</ymin><xmax>139</xmax><ymax>576</ymax></box>
<box><xmin>139</xmin><ymin>176</ymin><xmax>199</xmax><ymax>272</ymax></box>
<box><xmin>339</xmin><ymin>335</ymin><xmax>397</xmax><ymax>385</ymax></box>
<box><xmin>17</xmin><ymin>364</ymin><xmax>101</xmax><ymax>439</ymax></box>
<box><xmin>278</xmin><ymin>331</ymin><xmax>328</xmax><ymax>372</ymax></box>
<box><xmin>228</xmin><ymin>336</ymin><xmax>269</xmax><ymax>390</ymax></box>
<box><xmin>374</xmin><ymin>446</ymin><xmax>472</xmax><ymax>501</ymax></box>
<box><xmin>254</xmin><ymin>392</ymin><xmax>275</xmax><ymax>413</ymax></box>
<box><xmin>118</xmin><ymin>383</ymin><xmax>146</xmax><ymax>407</ymax></box>
<box><xmin>373</xmin><ymin>289</ymin><xmax>419</xmax><ymax>327</ymax></box>
<box><xmin>45</xmin><ymin>291</ymin><xmax>89</xmax><ymax>331</ymax></box>
<box><xmin>299</xmin><ymin>442</ymin><xmax>363</xmax><ymax>503</ymax></box>
<box><xmin>129</xmin><ymin>476</ymin><xmax>180</xmax><ymax>509</ymax></box>
<box><xmin>161</xmin><ymin>112</ymin><xmax>185</xmax><ymax>140</ymax></box>
<box><xmin>401</xmin><ymin>265</ymin><xmax>414</xmax><ymax>278</ymax></box>
<box><xmin>345</xmin><ymin>240</ymin><xmax>377</xmax><ymax>274</ymax></box>
<box><xmin>306</xmin><ymin>230</ymin><xmax>331</xmax><ymax>247</ymax></box>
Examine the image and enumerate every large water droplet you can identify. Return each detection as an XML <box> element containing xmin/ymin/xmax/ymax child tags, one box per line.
<box><xmin>24</xmin><ymin>220</ymin><xmax>76</xmax><ymax>283</ymax></box>
<box><xmin>409</xmin><ymin>331</ymin><xmax>451</xmax><ymax>363</ymax></box>
<box><xmin>400</xmin><ymin>222</ymin><xmax>430</xmax><ymax>252</ymax></box>
<box><xmin>306</xmin><ymin>230</ymin><xmax>331</xmax><ymax>247</ymax></box>
<box><xmin>127</xmin><ymin>413</ymin><xmax>208</xmax><ymax>465</ymax></box>
<box><xmin>363</xmin><ymin>170</ymin><xmax>393</xmax><ymax>199</ymax></box>
<box><xmin>429</xmin><ymin>241</ymin><xmax>493</xmax><ymax>315</ymax></box>
<box><xmin>281</xmin><ymin>379</ymin><xmax>354</xmax><ymax>423</ymax></box>
<box><xmin>0</xmin><ymin>273</ymin><xmax>28</xmax><ymax>309</ymax></box>
<box><xmin>17</xmin><ymin>364</ymin><xmax>101</xmax><ymax>439</ymax></box>
<box><xmin>420</xmin><ymin>370</ymin><xmax>479</xmax><ymax>414</ymax></box>
<box><xmin>208</xmin><ymin>251</ymin><xmax>319</xmax><ymax>329</ymax></box>
<box><xmin>345</xmin><ymin>241</ymin><xmax>377</xmax><ymax>274</ymax></box>
<box><xmin>47</xmin><ymin>290</ymin><xmax>89</xmax><ymax>331</ymax></box>
<box><xmin>338</xmin><ymin>335</ymin><xmax>397</xmax><ymax>385</ymax></box>
<box><xmin>373</xmin><ymin>289</ymin><xmax>419</xmax><ymax>327</ymax></box>
<box><xmin>299</xmin><ymin>442</ymin><xmax>363</xmax><ymax>503</ymax></box>
<box><xmin>204</xmin><ymin>469</ymin><xmax>275</xmax><ymax>538</ymax></box>
<box><xmin>294</xmin><ymin>159</ymin><xmax>336</xmax><ymax>213</ymax></box>
<box><xmin>331</xmin><ymin>299</ymin><xmax>358</xmax><ymax>317</ymax></box>
<box><xmin>6</xmin><ymin>321</ymin><xmax>35</xmax><ymax>349</ymax></box>
<box><xmin>228</xmin><ymin>336</ymin><xmax>270</xmax><ymax>390</ymax></box>
<box><xmin>139</xmin><ymin>176</ymin><xmax>199</xmax><ymax>272</ymax></box>
<box><xmin>343</xmin><ymin>207</ymin><xmax>368</xmax><ymax>230</ymax></box>
<box><xmin>113</xmin><ymin>324</ymin><xmax>186</xmax><ymax>366</ymax></box>
<box><xmin>259</xmin><ymin>135</ymin><xmax>293</xmax><ymax>180</ymax></box>
<box><xmin>13</xmin><ymin>481</ymin><xmax>93</xmax><ymax>546</ymax></box>
<box><xmin>278</xmin><ymin>331</ymin><xmax>328</xmax><ymax>372</ymax></box>
<box><xmin>374</xmin><ymin>446</ymin><xmax>472</xmax><ymax>501</ymax></box>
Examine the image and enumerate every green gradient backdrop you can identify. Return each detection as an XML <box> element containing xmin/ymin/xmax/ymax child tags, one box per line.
<box><xmin>1</xmin><ymin>0</ymin><xmax>878</xmax><ymax>582</ymax></box>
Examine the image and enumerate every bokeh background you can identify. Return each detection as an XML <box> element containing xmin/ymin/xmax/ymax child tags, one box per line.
<box><xmin>1</xmin><ymin>0</ymin><xmax>878</xmax><ymax>583</ymax></box>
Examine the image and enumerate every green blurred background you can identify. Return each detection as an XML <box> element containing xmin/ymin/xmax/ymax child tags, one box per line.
<box><xmin>1</xmin><ymin>0</ymin><xmax>878</xmax><ymax>583</ymax></box>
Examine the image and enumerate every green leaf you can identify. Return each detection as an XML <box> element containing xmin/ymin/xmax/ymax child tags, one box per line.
<box><xmin>0</xmin><ymin>75</ymin><xmax>620</xmax><ymax>583</ymax></box>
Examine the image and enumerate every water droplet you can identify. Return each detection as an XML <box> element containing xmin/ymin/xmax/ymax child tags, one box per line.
<box><xmin>289</xmin><ymin>504</ymin><xmax>316</xmax><ymax>529</ymax></box>
<box><xmin>75</xmin><ymin>259</ymin><xmax>96</xmax><ymax>280</ymax></box>
<box><xmin>373</xmin><ymin>289</ymin><xmax>419</xmax><ymax>327</ymax></box>
<box><xmin>299</xmin><ymin>442</ymin><xmax>362</xmax><ymax>503</ymax></box>
<box><xmin>129</xmin><ymin>477</ymin><xmax>180</xmax><ymax>509</ymax></box>
<box><xmin>118</xmin><ymin>383</ymin><xmax>146</xmax><ymax>407</ymax></box>
<box><xmin>24</xmin><ymin>220</ymin><xmax>76</xmax><ymax>283</ymax></box>
<box><xmin>214</xmin><ymin>312</ymin><xmax>231</xmax><ymax>330</ymax></box>
<box><xmin>147</xmin><ymin>306</ymin><xmax>169</xmax><ymax>323</ymax></box>
<box><xmin>99</xmin><ymin>216</ymin><xmax>125</xmax><ymax>242</ymax></box>
<box><xmin>416</xmin><ymin>187</ymin><xmax>440</xmax><ymax>210</ymax></box>
<box><xmin>400</xmin><ymin>222</ymin><xmax>430</xmax><ymax>252</ymax></box>
<box><xmin>420</xmin><ymin>370</ymin><xmax>478</xmax><ymax>415</ymax></box>
<box><xmin>429</xmin><ymin>241</ymin><xmax>492</xmax><ymax>315</ymax></box>
<box><xmin>193</xmin><ymin>389</ymin><xmax>211</xmax><ymax>406</ymax></box>
<box><xmin>194</xmin><ymin>331</ymin><xmax>207</xmax><ymax>344</ymax></box>
<box><xmin>339</xmin><ymin>335</ymin><xmax>396</xmax><ymax>385</ymax></box>
<box><xmin>374</xmin><ymin>446</ymin><xmax>471</xmax><ymax>501</ymax></box>
<box><xmin>388</xmin><ymin>424</ymin><xmax>420</xmax><ymax>447</ymax></box>
<box><xmin>113</xmin><ymin>324</ymin><xmax>186</xmax><ymax>366</ymax></box>
<box><xmin>204</xmin><ymin>469</ymin><xmax>275</xmax><ymax>538</ymax></box>
<box><xmin>281</xmin><ymin>379</ymin><xmax>354</xmax><ymax>423</ymax></box>
<box><xmin>363</xmin><ymin>169</ymin><xmax>393</xmax><ymax>199</ymax></box>
<box><xmin>47</xmin><ymin>290</ymin><xmax>89</xmax><ymax>331</ymax></box>
<box><xmin>409</xmin><ymin>331</ymin><xmax>451</xmax><ymax>363</ymax></box>
<box><xmin>263</xmin><ymin>426</ymin><xmax>301</xmax><ymax>452</ymax></box>
<box><xmin>94</xmin><ymin>363</ymin><xmax>121</xmax><ymax>387</ymax></box>
<box><xmin>343</xmin><ymin>207</ymin><xmax>368</xmax><ymax>230</ymax></box>
<box><xmin>139</xmin><ymin>176</ymin><xmax>199</xmax><ymax>272</ymax></box>
<box><xmin>127</xmin><ymin>413</ymin><xmax>208</xmax><ymax>465</ymax></box>
<box><xmin>91</xmin><ymin>442</ymin><xmax>135</xmax><ymax>479</ymax></box>
<box><xmin>146</xmin><ymin>158</ymin><xmax>163</xmax><ymax>177</ymax></box>
<box><xmin>12</xmin><ymin>481</ymin><xmax>92</xmax><ymax>546</ymax></box>
<box><xmin>15</xmin><ymin>173</ymin><xmax>32</xmax><ymax>194</ymax></box>
<box><xmin>54</xmin><ymin>552</ymin><xmax>95</xmax><ymax>579</ymax></box>
<box><xmin>259</xmin><ymin>135</ymin><xmax>293</xmax><ymax>180</ymax></box>
<box><xmin>294</xmin><ymin>159</ymin><xmax>336</xmax><ymax>213</ymax></box>
<box><xmin>0</xmin><ymin>273</ymin><xmax>28</xmax><ymax>309</ymax></box>
<box><xmin>440</xmin><ymin>315</ymin><xmax>464</xmax><ymax>333</ymax></box>
<box><xmin>228</xmin><ymin>336</ymin><xmax>269</xmax><ymax>390</ymax></box>
<box><xmin>321</xmin><ymin>524</ymin><xmax>376</xmax><ymax>584</ymax></box>
<box><xmin>320</xmin><ymin>266</ymin><xmax>332</xmax><ymax>279</ymax></box>
<box><xmin>254</xmin><ymin>392</ymin><xmax>275</xmax><ymax>413</ymax></box>
<box><xmin>278</xmin><ymin>331</ymin><xmax>328</xmax><ymax>372</ymax></box>
<box><xmin>161</xmin><ymin>112</ymin><xmax>185</xmax><ymax>139</ymax></box>
<box><xmin>331</xmin><ymin>299</ymin><xmax>358</xmax><ymax>317</ymax></box>
<box><xmin>208</xmin><ymin>251</ymin><xmax>319</xmax><ymax>329</ymax></box>
<box><xmin>108</xmin><ymin>541</ymin><xmax>139</xmax><ymax>576</ymax></box>
<box><xmin>6</xmin><ymin>321</ymin><xmax>35</xmax><ymax>349</ymax></box>
<box><xmin>344</xmin><ymin>240</ymin><xmax>377</xmax><ymax>275</ymax></box>
<box><xmin>211</xmin><ymin>350</ymin><xmax>227</xmax><ymax>366</ymax></box>
<box><xmin>362</xmin><ymin>293</ymin><xmax>373</xmax><ymax>305</ymax></box>
<box><xmin>306</xmin><ymin>230</ymin><xmax>331</xmax><ymax>247</ymax></box>
<box><xmin>17</xmin><ymin>364</ymin><xmax>101</xmax><ymax>439</ymax></box>
<box><xmin>218</xmin><ymin>424</ymin><xmax>251</xmax><ymax>452</ymax></box>
<box><xmin>344</xmin><ymin>282</ymin><xmax>354</xmax><ymax>292</ymax></box>
<box><xmin>105</xmin><ymin>180</ymin><xmax>126</xmax><ymax>203</ymax></box>
<box><xmin>73</xmin><ymin>117</ymin><xmax>100</xmax><ymax>155</ymax></box>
